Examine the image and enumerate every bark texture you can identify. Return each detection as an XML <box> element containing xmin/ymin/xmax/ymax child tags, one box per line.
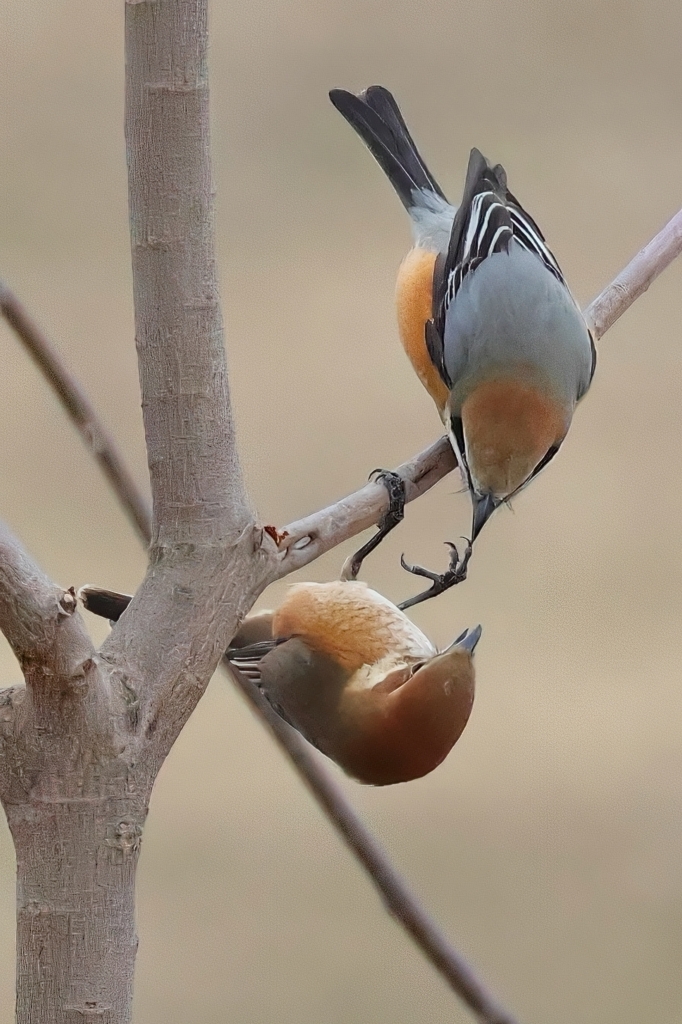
<box><xmin>0</xmin><ymin>523</ymin><xmax>146</xmax><ymax>1022</ymax></box>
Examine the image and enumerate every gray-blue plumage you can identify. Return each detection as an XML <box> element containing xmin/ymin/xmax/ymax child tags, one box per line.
<box><xmin>444</xmin><ymin>242</ymin><xmax>594</xmax><ymax>414</ymax></box>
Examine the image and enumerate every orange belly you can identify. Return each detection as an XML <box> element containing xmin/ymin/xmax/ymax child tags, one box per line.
<box><xmin>395</xmin><ymin>247</ymin><xmax>449</xmax><ymax>415</ymax></box>
<box><xmin>461</xmin><ymin>377</ymin><xmax>568</xmax><ymax>497</ymax></box>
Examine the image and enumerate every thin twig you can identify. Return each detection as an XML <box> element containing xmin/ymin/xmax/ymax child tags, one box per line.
<box><xmin>228</xmin><ymin>661</ymin><xmax>519</xmax><ymax>1024</ymax></box>
<box><xmin>274</xmin><ymin>437</ymin><xmax>457</xmax><ymax>578</ymax></box>
<box><xmin>584</xmin><ymin>208</ymin><xmax>682</xmax><ymax>339</ymax></box>
<box><xmin>270</xmin><ymin>208</ymin><xmax>682</xmax><ymax>572</ymax></box>
<box><xmin>0</xmin><ymin>282</ymin><xmax>152</xmax><ymax>546</ymax></box>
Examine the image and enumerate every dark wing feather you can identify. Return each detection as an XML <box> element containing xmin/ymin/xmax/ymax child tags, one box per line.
<box><xmin>579</xmin><ymin>330</ymin><xmax>598</xmax><ymax>400</ymax></box>
<box><xmin>329</xmin><ymin>87</ymin><xmax>447</xmax><ymax>211</ymax></box>
<box><xmin>225</xmin><ymin>638</ymin><xmax>284</xmax><ymax>688</ymax></box>
<box><xmin>429</xmin><ymin>148</ymin><xmax>570</xmax><ymax>383</ymax></box>
<box><xmin>225</xmin><ymin>638</ymin><xmax>298</xmax><ymax>728</ymax></box>
<box><xmin>425</xmin><ymin>318</ymin><xmax>450</xmax><ymax>389</ymax></box>
<box><xmin>447</xmin><ymin>415</ymin><xmax>472</xmax><ymax>489</ymax></box>
<box><xmin>507</xmin><ymin>443</ymin><xmax>562</xmax><ymax>502</ymax></box>
<box><xmin>432</xmin><ymin>150</ymin><xmax>515</xmax><ymax>341</ymax></box>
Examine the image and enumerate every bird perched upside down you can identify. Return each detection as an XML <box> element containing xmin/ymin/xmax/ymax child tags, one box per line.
<box><xmin>78</xmin><ymin>581</ymin><xmax>480</xmax><ymax>786</ymax></box>
<box><xmin>226</xmin><ymin>580</ymin><xmax>480</xmax><ymax>785</ymax></box>
<box><xmin>330</xmin><ymin>87</ymin><xmax>596</xmax><ymax>607</ymax></box>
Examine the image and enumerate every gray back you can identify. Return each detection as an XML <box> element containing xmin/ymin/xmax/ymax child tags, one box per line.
<box><xmin>444</xmin><ymin>243</ymin><xmax>593</xmax><ymax>412</ymax></box>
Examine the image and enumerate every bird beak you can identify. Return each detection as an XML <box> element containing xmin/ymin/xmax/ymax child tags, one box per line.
<box><xmin>471</xmin><ymin>492</ymin><xmax>500</xmax><ymax>542</ymax></box>
<box><xmin>444</xmin><ymin>624</ymin><xmax>482</xmax><ymax>654</ymax></box>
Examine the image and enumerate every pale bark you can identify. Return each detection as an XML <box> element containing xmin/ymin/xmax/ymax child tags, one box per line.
<box><xmin>0</xmin><ymin>523</ymin><xmax>142</xmax><ymax>1021</ymax></box>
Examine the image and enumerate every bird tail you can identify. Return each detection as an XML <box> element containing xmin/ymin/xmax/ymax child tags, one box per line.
<box><xmin>329</xmin><ymin>86</ymin><xmax>447</xmax><ymax>213</ymax></box>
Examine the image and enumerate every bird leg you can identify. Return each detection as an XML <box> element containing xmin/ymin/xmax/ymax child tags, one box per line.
<box><xmin>398</xmin><ymin>540</ymin><xmax>473</xmax><ymax>609</ymax></box>
<box><xmin>340</xmin><ymin>470</ymin><xmax>406</xmax><ymax>580</ymax></box>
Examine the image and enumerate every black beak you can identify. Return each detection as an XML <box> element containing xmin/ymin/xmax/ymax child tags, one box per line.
<box><xmin>445</xmin><ymin>624</ymin><xmax>483</xmax><ymax>654</ymax></box>
<box><xmin>471</xmin><ymin>492</ymin><xmax>501</xmax><ymax>543</ymax></box>
<box><xmin>458</xmin><ymin>624</ymin><xmax>482</xmax><ymax>653</ymax></box>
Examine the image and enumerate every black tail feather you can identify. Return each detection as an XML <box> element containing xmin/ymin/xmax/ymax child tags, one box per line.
<box><xmin>329</xmin><ymin>87</ymin><xmax>447</xmax><ymax>211</ymax></box>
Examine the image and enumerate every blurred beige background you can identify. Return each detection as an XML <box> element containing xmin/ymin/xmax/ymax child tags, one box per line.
<box><xmin>2</xmin><ymin>0</ymin><xmax>682</xmax><ymax>1020</ymax></box>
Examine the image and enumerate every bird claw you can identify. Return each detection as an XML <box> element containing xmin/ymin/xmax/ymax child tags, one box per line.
<box><xmin>398</xmin><ymin>539</ymin><xmax>473</xmax><ymax>610</ymax></box>
<box><xmin>369</xmin><ymin>470</ymin><xmax>406</xmax><ymax>533</ymax></box>
<box><xmin>341</xmin><ymin>470</ymin><xmax>406</xmax><ymax>581</ymax></box>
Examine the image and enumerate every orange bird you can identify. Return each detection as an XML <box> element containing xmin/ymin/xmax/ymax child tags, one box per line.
<box><xmin>330</xmin><ymin>87</ymin><xmax>596</xmax><ymax>606</ymax></box>
<box><xmin>79</xmin><ymin>581</ymin><xmax>480</xmax><ymax>786</ymax></box>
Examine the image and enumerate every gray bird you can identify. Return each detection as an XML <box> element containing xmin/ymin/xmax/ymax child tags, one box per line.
<box><xmin>330</xmin><ymin>86</ymin><xmax>596</xmax><ymax>606</ymax></box>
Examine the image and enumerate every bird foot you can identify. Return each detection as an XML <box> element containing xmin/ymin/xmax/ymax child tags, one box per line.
<box><xmin>340</xmin><ymin>470</ymin><xmax>406</xmax><ymax>581</ymax></box>
<box><xmin>398</xmin><ymin>540</ymin><xmax>472</xmax><ymax>609</ymax></box>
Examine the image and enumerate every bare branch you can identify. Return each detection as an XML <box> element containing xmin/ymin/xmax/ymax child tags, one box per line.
<box><xmin>270</xmin><ymin>212</ymin><xmax>682</xmax><ymax>574</ymax></box>
<box><xmin>6</xmin><ymin>211</ymin><xmax>681</xmax><ymax>597</ymax></box>
<box><xmin>274</xmin><ymin>437</ymin><xmax>458</xmax><ymax>578</ymax></box>
<box><xmin>585</xmin><ymin>208</ymin><xmax>682</xmax><ymax>339</ymax></box>
<box><xmin>0</xmin><ymin>521</ymin><xmax>94</xmax><ymax>693</ymax></box>
<box><xmin>228</xmin><ymin>661</ymin><xmax>520</xmax><ymax>1024</ymax></box>
<box><xmin>0</xmin><ymin>282</ymin><xmax>152</xmax><ymax>546</ymax></box>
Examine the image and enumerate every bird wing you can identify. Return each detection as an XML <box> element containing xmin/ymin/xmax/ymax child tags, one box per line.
<box><xmin>225</xmin><ymin>640</ymin><xmax>299</xmax><ymax>728</ymax></box>
<box><xmin>225</xmin><ymin>639</ymin><xmax>281</xmax><ymax>687</ymax></box>
<box><xmin>428</xmin><ymin>148</ymin><xmax>570</xmax><ymax>386</ymax></box>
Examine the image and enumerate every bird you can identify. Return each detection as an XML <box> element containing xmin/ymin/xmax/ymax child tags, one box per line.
<box><xmin>226</xmin><ymin>580</ymin><xmax>480</xmax><ymax>785</ymax></box>
<box><xmin>330</xmin><ymin>87</ymin><xmax>596</xmax><ymax>607</ymax></box>
<box><xmin>78</xmin><ymin>580</ymin><xmax>481</xmax><ymax>786</ymax></box>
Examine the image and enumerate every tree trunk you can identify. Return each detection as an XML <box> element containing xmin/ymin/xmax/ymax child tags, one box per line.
<box><xmin>9</xmin><ymin>787</ymin><xmax>147</xmax><ymax>1024</ymax></box>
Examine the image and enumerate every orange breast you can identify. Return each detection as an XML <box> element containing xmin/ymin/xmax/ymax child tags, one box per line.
<box><xmin>461</xmin><ymin>377</ymin><xmax>568</xmax><ymax>497</ymax></box>
<box><xmin>395</xmin><ymin>248</ymin><xmax>449</xmax><ymax>415</ymax></box>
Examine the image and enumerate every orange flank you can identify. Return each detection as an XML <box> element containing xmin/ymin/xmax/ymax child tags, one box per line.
<box><xmin>461</xmin><ymin>377</ymin><xmax>568</xmax><ymax>497</ymax></box>
<box><xmin>395</xmin><ymin>247</ymin><xmax>449</xmax><ymax>414</ymax></box>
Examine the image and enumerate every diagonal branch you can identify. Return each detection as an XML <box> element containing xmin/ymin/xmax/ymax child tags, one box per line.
<box><xmin>0</xmin><ymin>307</ymin><xmax>517</xmax><ymax>1024</ymax></box>
<box><xmin>584</xmin><ymin>208</ymin><xmax>682</xmax><ymax>339</ymax></box>
<box><xmin>274</xmin><ymin>437</ymin><xmax>457</xmax><ymax>578</ymax></box>
<box><xmin>4</xmin><ymin>210</ymin><xmax>681</xmax><ymax>587</ymax></box>
<box><xmin>0</xmin><ymin>282</ymin><xmax>152</xmax><ymax>546</ymax></box>
<box><xmin>270</xmin><ymin>205</ymin><xmax>682</xmax><ymax>577</ymax></box>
